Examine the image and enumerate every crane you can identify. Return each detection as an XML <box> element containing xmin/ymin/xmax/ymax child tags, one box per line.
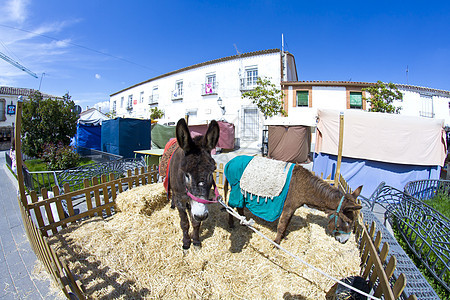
<box><xmin>0</xmin><ymin>51</ymin><xmax>38</xmax><ymax>78</ymax></box>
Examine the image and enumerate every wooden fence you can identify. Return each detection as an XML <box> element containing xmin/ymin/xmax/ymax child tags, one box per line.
<box><xmin>19</xmin><ymin>165</ymin><xmax>160</xmax><ymax>299</ymax></box>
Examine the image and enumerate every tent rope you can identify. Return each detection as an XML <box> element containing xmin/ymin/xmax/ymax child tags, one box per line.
<box><xmin>217</xmin><ymin>197</ymin><xmax>380</xmax><ymax>300</ymax></box>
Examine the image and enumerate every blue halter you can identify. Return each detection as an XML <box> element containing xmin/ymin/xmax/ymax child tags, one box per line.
<box><xmin>329</xmin><ymin>196</ymin><xmax>351</xmax><ymax>236</ymax></box>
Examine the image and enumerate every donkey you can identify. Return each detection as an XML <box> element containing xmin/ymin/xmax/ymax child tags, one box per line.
<box><xmin>168</xmin><ymin>118</ymin><xmax>220</xmax><ymax>249</ymax></box>
<box><xmin>225</xmin><ymin>158</ymin><xmax>363</xmax><ymax>244</ymax></box>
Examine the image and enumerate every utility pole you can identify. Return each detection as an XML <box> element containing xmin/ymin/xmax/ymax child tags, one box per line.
<box><xmin>0</xmin><ymin>51</ymin><xmax>38</xmax><ymax>78</ymax></box>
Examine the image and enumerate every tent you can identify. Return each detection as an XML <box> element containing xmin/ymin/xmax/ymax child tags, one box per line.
<box><xmin>267</xmin><ymin>125</ymin><xmax>311</xmax><ymax>163</ymax></box>
<box><xmin>73</xmin><ymin>108</ymin><xmax>110</xmax><ymax>151</ymax></box>
<box><xmin>101</xmin><ymin>118</ymin><xmax>151</xmax><ymax>158</ymax></box>
<box><xmin>151</xmin><ymin>123</ymin><xmax>176</xmax><ymax>149</ymax></box>
<box><xmin>263</xmin><ymin>117</ymin><xmax>312</xmax><ymax>164</ymax></box>
<box><xmin>78</xmin><ymin>108</ymin><xmax>109</xmax><ymax>126</ymax></box>
<box><xmin>312</xmin><ymin>109</ymin><xmax>447</xmax><ymax>198</ymax></box>
<box><xmin>188</xmin><ymin>121</ymin><xmax>235</xmax><ymax>149</ymax></box>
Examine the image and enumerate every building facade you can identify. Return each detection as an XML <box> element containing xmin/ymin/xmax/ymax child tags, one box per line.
<box><xmin>0</xmin><ymin>86</ymin><xmax>60</xmax><ymax>150</ymax></box>
<box><xmin>110</xmin><ymin>49</ymin><xmax>298</xmax><ymax>150</ymax></box>
<box><xmin>279</xmin><ymin>81</ymin><xmax>450</xmax><ymax>127</ymax></box>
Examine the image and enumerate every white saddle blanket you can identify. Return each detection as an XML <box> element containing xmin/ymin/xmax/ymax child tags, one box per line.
<box><xmin>240</xmin><ymin>157</ymin><xmax>292</xmax><ymax>199</ymax></box>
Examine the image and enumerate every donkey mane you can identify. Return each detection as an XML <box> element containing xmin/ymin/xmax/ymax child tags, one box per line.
<box><xmin>302</xmin><ymin>166</ymin><xmax>342</xmax><ymax>202</ymax></box>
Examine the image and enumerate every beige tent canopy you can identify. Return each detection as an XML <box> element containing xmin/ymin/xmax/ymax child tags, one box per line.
<box><xmin>315</xmin><ymin>109</ymin><xmax>447</xmax><ymax>167</ymax></box>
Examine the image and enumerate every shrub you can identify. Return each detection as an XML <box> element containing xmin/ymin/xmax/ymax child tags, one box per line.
<box><xmin>41</xmin><ymin>142</ymin><xmax>80</xmax><ymax>171</ymax></box>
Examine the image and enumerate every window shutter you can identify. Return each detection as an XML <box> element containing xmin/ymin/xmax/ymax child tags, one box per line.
<box><xmin>350</xmin><ymin>92</ymin><xmax>362</xmax><ymax>108</ymax></box>
<box><xmin>297</xmin><ymin>91</ymin><xmax>309</xmax><ymax>106</ymax></box>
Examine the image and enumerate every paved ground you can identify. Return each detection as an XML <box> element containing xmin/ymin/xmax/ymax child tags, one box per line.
<box><xmin>0</xmin><ymin>150</ymin><xmax>63</xmax><ymax>300</ymax></box>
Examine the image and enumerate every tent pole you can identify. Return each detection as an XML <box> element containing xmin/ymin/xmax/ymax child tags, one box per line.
<box><xmin>14</xmin><ymin>96</ymin><xmax>28</xmax><ymax>207</ymax></box>
<box><xmin>334</xmin><ymin>112</ymin><xmax>344</xmax><ymax>188</ymax></box>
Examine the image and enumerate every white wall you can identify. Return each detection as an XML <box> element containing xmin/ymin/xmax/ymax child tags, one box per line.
<box><xmin>111</xmin><ymin>51</ymin><xmax>287</xmax><ymax>150</ymax></box>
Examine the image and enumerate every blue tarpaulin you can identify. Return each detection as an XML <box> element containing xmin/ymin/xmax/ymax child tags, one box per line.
<box><xmin>101</xmin><ymin>118</ymin><xmax>151</xmax><ymax>158</ymax></box>
<box><xmin>312</xmin><ymin>153</ymin><xmax>441</xmax><ymax>199</ymax></box>
<box><xmin>76</xmin><ymin>123</ymin><xmax>102</xmax><ymax>151</ymax></box>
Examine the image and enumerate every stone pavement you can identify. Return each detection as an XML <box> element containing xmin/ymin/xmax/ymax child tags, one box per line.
<box><xmin>0</xmin><ymin>150</ymin><xmax>63</xmax><ymax>300</ymax></box>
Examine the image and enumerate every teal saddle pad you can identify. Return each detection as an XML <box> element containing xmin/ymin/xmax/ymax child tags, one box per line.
<box><xmin>224</xmin><ymin>155</ymin><xmax>294</xmax><ymax>222</ymax></box>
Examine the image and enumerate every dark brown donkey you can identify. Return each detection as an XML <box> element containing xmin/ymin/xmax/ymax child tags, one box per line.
<box><xmin>168</xmin><ymin>118</ymin><xmax>220</xmax><ymax>249</ymax></box>
<box><xmin>226</xmin><ymin>160</ymin><xmax>363</xmax><ymax>244</ymax></box>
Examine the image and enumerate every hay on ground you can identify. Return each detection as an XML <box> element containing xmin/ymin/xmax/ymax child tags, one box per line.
<box><xmin>48</xmin><ymin>183</ymin><xmax>361</xmax><ymax>299</ymax></box>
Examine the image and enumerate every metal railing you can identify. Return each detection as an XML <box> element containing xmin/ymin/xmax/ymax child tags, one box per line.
<box><xmin>76</xmin><ymin>147</ymin><xmax>123</xmax><ymax>162</ymax></box>
<box><xmin>370</xmin><ymin>184</ymin><xmax>450</xmax><ymax>293</ymax></box>
<box><xmin>240</xmin><ymin>77</ymin><xmax>258</xmax><ymax>91</ymax></box>
<box><xmin>22</xmin><ymin>167</ymin><xmax>61</xmax><ymax>193</ymax></box>
<box><xmin>21</xmin><ymin>157</ymin><xmax>147</xmax><ymax>194</ymax></box>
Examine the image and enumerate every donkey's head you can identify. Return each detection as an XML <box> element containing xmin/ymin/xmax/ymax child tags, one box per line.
<box><xmin>176</xmin><ymin>118</ymin><xmax>220</xmax><ymax>222</ymax></box>
<box><xmin>327</xmin><ymin>186</ymin><xmax>363</xmax><ymax>244</ymax></box>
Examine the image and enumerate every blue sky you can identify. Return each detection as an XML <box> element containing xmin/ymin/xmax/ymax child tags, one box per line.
<box><xmin>1</xmin><ymin>0</ymin><xmax>449</xmax><ymax>111</ymax></box>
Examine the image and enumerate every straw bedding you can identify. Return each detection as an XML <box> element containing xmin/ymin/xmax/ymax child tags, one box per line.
<box><xmin>48</xmin><ymin>183</ymin><xmax>361</xmax><ymax>299</ymax></box>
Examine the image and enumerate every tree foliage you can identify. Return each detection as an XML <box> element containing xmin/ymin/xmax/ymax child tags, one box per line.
<box><xmin>362</xmin><ymin>81</ymin><xmax>403</xmax><ymax>113</ymax></box>
<box><xmin>22</xmin><ymin>91</ymin><xmax>79</xmax><ymax>158</ymax></box>
<box><xmin>150</xmin><ymin>107</ymin><xmax>164</xmax><ymax>120</ymax></box>
<box><xmin>241</xmin><ymin>77</ymin><xmax>287</xmax><ymax>119</ymax></box>
<box><xmin>40</xmin><ymin>142</ymin><xmax>80</xmax><ymax>171</ymax></box>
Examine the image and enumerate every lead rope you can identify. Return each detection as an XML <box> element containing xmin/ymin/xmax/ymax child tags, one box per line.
<box><xmin>217</xmin><ymin>197</ymin><xmax>381</xmax><ymax>300</ymax></box>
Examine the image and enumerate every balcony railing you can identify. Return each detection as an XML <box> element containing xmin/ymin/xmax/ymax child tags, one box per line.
<box><xmin>171</xmin><ymin>90</ymin><xmax>183</xmax><ymax>101</ymax></box>
<box><xmin>240</xmin><ymin>77</ymin><xmax>258</xmax><ymax>91</ymax></box>
<box><xmin>126</xmin><ymin>103</ymin><xmax>133</xmax><ymax>111</ymax></box>
<box><xmin>201</xmin><ymin>82</ymin><xmax>218</xmax><ymax>96</ymax></box>
<box><xmin>149</xmin><ymin>95</ymin><xmax>159</xmax><ymax>105</ymax></box>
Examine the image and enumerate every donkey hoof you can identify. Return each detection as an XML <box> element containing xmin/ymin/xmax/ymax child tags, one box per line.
<box><xmin>182</xmin><ymin>243</ymin><xmax>191</xmax><ymax>250</ymax></box>
<box><xmin>193</xmin><ymin>241</ymin><xmax>202</xmax><ymax>248</ymax></box>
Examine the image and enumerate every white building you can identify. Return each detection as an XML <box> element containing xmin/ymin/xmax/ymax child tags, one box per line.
<box><xmin>110</xmin><ymin>49</ymin><xmax>298</xmax><ymax>150</ymax></box>
<box><xmin>278</xmin><ymin>81</ymin><xmax>450</xmax><ymax>127</ymax></box>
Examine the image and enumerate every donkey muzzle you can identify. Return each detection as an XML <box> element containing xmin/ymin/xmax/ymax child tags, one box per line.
<box><xmin>191</xmin><ymin>200</ymin><xmax>209</xmax><ymax>221</ymax></box>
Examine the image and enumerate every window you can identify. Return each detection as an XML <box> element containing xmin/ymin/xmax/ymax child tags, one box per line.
<box><xmin>139</xmin><ymin>91</ymin><xmax>144</xmax><ymax>103</ymax></box>
<box><xmin>296</xmin><ymin>91</ymin><xmax>309</xmax><ymax>107</ymax></box>
<box><xmin>0</xmin><ymin>99</ymin><xmax>5</xmax><ymax>121</ymax></box>
<box><xmin>350</xmin><ymin>92</ymin><xmax>363</xmax><ymax>109</ymax></box>
<box><xmin>420</xmin><ymin>94</ymin><xmax>434</xmax><ymax>118</ymax></box>
<box><xmin>172</xmin><ymin>80</ymin><xmax>183</xmax><ymax>100</ymax></box>
<box><xmin>112</xmin><ymin>100</ymin><xmax>116</xmax><ymax>113</ymax></box>
<box><xmin>150</xmin><ymin>86</ymin><xmax>159</xmax><ymax>105</ymax></box>
<box><xmin>242</xmin><ymin>107</ymin><xmax>259</xmax><ymax>140</ymax></box>
<box><xmin>127</xmin><ymin>95</ymin><xmax>133</xmax><ymax>109</ymax></box>
<box><xmin>204</xmin><ymin>74</ymin><xmax>217</xmax><ymax>95</ymax></box>
<box><xmin>246</xmin><ymin>68</ymin><xmax>258</xmax><ymax>87</ymax></box>
<box><xmin>120</xmin><ymin>96</ymin><xmax>124</xmax><ymax>108</ymax></box>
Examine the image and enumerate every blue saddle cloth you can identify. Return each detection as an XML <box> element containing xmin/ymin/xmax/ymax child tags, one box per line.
<box><xmin>224</xmin><ymin>155</ymin><xmax>295</xmax><ymax>222</ymax></box>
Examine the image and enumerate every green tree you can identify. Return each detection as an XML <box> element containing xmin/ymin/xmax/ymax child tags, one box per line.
<box><xmin>22</xmin><ymin>91</ymin><xmax>79</xmax><ymax>158</ymax></box>
<box><xmin>241</xmin><ymin>77</ymin><xmax>287</xmax><ymax>119</ymax></box>
<box><xmin>150</xmin><ymin>107</ymin><xmax>164</xmax><ymax>120</ymax></box>
<box><xmin>362</xmin><ymin>81</ymin><xmax>403</xmax><ymax>113</ymax></box>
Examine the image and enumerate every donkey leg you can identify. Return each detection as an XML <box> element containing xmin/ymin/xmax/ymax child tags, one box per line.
<box><xmin>177</xmin><ymin>208</ymin><xmax>191</xmax><ymax>249</ymax></box>
<box><xmin>188</xmin><ymin>213</ymin><xmax>202</xmax><ymax>247</ymax></box>
<box><xmin>274</xmin><ymin>207</ymin><xmax>295</xmax><ymax>244</ymax></box>
<box><xmin>228</xmin><ymin>206</ymin><xmax>245</xmax><ymax>229</ymax></box>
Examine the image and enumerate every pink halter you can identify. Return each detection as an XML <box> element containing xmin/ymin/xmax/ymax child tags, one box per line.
<box><xmin>186</xmin><ymin>181</ymin><xmax>221</xmax><ymax>204</ymax></box>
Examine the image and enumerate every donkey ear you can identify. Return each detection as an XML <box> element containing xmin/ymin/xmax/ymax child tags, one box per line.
<box><xmin>176</xmin><ymin>118</ymin><xmax>194</xmax><ymax>152</ymax></box>
<box><xmin>352</xmin><ymin>185</ymin><xmax>363</xmax><ymax>198</ymax></box>
<box><xmin>204</xmin><ymin>120</ymin><xmax>220</xmax><ymax>151</ymax></box>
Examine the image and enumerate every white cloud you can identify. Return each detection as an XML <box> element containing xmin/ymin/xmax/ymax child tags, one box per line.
<box><xmin>95</xmin><ymin>74</ymin><xmax>101</xmax><ymax>79</ymax></box>
<box><xmin>94</xmin><ymin>101</ymin><xmax>110</xmax><ymax>113</ymax></box>
<box><xmin>4</xmin><ymin>0</ymin><xmax>29</xmax><ymax>23</ymax></box>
